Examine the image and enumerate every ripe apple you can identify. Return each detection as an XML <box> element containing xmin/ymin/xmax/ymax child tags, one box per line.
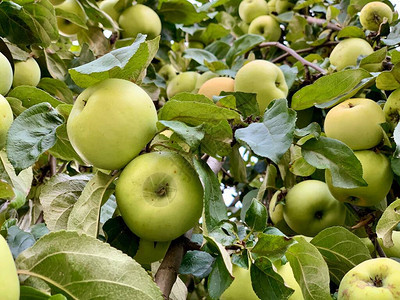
<box><xmin>248</xmin><ymin>15</ymin><xmax>281</xmax><ymax>42</ymax></box>
<box><xmin>360</xmin><ymin>2</ymin><xmax>393</xmax><ymax>32</ymax></box>
<box><xmin>337</xmin><ymin>258</ymin><xmax>400</xmax><ymax>300</ymax></box>
<box><xmin>98</xmin><ymin>0</ymin><xmax>121</xmax><ymax>22</ymax></box>
<box><xmin>0</xmin><ymin>95</ymin><xmax>13</xmax><ymax>149</ymax></box>
<box><xmin>67</xmin><ymin>78</ymin><xmax>158</xmax><ymax>170</ymax></box>
<box><xmin>115</xmin><ymin>151</ymin><xmax>204</xmax><ymax>242</ymax></box>
<box><xmin>119</xmin><ymin>4</ymin><xmax>162</xmax><ymax>39</ymax></box>
<box><xmin>234</xmin><ymin>60</ymin><xmax>288</xmax><ymax>113</ymax></box>
<box><xmin>0</xmin><ymin>52</ymin><xmax>13</xmax><ymax>96</ymax></box>
<box><xmin>56</xmin><ymin>0</ymin><xmax>87</xmax><ymax>36</ymax></box>
<box><xmin>12</xmin><ymin>58</ymin><xmax>41</xmax><ymax>88</ymax></box>
<box><xmin>0</xmin><ymin>235</ymin><xmax>20</xmax><ymax>300</ymax></box>
<box><xmin>383</xmin><ymin>88</ymin><xmax>400</xmax><ymax>131</ymax></box>
<box><xmin>198</xmin><ymin>77</ymin><xmax>235</xmax><ymax>100</ymax></box>
<box><xmin>158</xmin><ymin>64</ymin><xmax>178</xmax><ymax>83</ymax></box>
<box><xmin>329</xmin><ymin>38</ymin><xmax>374</xmax><ymax>71</ymax></box>
<box><xmin>166</xmin><ymin>72</ymin><xmax>200</xmax><ymax>99</ymax></box>
<box><xmin>134</xmin><ymin>239</ymin><xmax>171</xmax><ymax>265</ymax></box>
<box><xmin>325</xmin><ymin>150</ymin><xmax>393</xmax><ymax>207</ymax></box>
<box><xmin>324</xmin><ymin>98</ymin><xmax>385</xmax><ymax>150</ymax></box>
<box><xmin>239</xmin><ymin>0</ymin><xmax>269</xmax><ymax>24</ymax></box>
<box><xmin>378</xmin><ymin>231</ymin><xmax>400</xmax><ymax>258</ymax></box>
<box><xmin>275</xmin><ymin>261</ymin><xmax>304</xmax><ymax>300</ymax></box>
<box><xmin>283</xmin><ymin>180</ymin><xmax>346</xmax><ymax>237</ymax></box>
<box><xmin>220</xmin><ymin>264</ymin><xmax>259</xmax><ymax>300</ymax></box>
<box><xmin>268</xmin><ymin>190</ymin><xmax>296</xmax><ymax>236</ymax></box>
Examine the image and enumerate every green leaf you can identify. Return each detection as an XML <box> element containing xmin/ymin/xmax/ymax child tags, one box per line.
<box><xmin>183</xmin><ymin>48</ymin><xmax>218</xmax><ymax>65</ymax></box>
<box><xmin>179</xmin><ymin>250</ymin><xmax>215</xmax><ymax>278</ymax></box>
<box><xmin>6</xmin><ymin>103</ymin><xmax>64</xmax><ymax>173</ymax></box>
<box><xmin>207</xmin><ymin>256</ymin><xmax>234</xmax><ymax>299</ymax></box>
<box><xmin>376</xmin><ymin>62</ymin><xmax>400</xmax><ymax>90</ymax></box>
<box><xmin>8</xmin><ymin>86</ymin><xmax>63</xmax><ymax>109</ymax></box>
<box><xmin>229</xmin><ymin>144</ymin><xmax>247</xmax><ymax>183</ymax></box>
<box><xmin>69</xmin><ymin>35</ymin><xmax>160</xmax><ymax>88</ymax></box>
<box><xmin>286</xmin><ymin>237</ymin><xmax>331</xmax><ymax>300</ymax></box>
<box><xmin>158</xmin><ymin>0</ymin><xmax>208</xmax><ymax>25</ymax></box>
<box><xmin>38</xmin><ymin>78</ymin><xmax>73</xmax><ymax>104</ymax></box>
<box><xmin>158</xmin><ymin>120</ymin><xmax>205</xmax><ymax>149</ymax></box>
<box><xmin>382</xmin><ymin>22</ymin><xmax>400</xmax><ymax>46</ymax></box>
<box><xmin>360</xmin><ymin>47</ymin><xmax>387</xmax><ymax>71</ymax></box>
<box><xmin>16</xmin><ymin>231</ymin><xmax>163</xmax><ymax>299</ymax></box>
<box><xmin>337</xmin><ymin>26</ymin><xmax>365</xmax><ymax>39</ymax></box>
<box><xmin>67</xmin><ymin>171</ymin><xmax>115</xmax><ymax>237</ymax></box>
<box><xmin>235</xmin><ymin>99</ymin><xmax>296</xmax><ymax>164</ymax></box>
<box><xmin>225</xmin><ymin>34</ymin><xmax>265</xmax><ymax>66</ymax></box>
<box><xmin>80</xmin><ymin>0</ymin><xmax>117</xmax><ymax>31</ymax></box>
<box><xmin>20</xmin><ymin>286</ymin><xmax>52</xmax><ymax>300</ymax></box>
<box><xmin>244</xmin><ymin>199</ymin><xmax>267</xmax><ymax>232</ymax></box>
<box><xmin>301</xmin><ymin>136</ymin><xmax>367</xmax><ymax>189</ymax></box>
<box><xmin>49</xmin><ymin>124</ymin><xmax>84</xmax><ymax>164</ymax></box>
<box><xmin>44</xmin><ymin>51</ymin><xmax>68</xmax><ymax>81</ymax></box>
<box><xmin>55</xmin><ymin>6</ymin><xmax>87</xmax><ymax>29</ymax></box>
<box><xmin>376</xmin><ymin>199</ymin><xmax>400</xmax><ymax>248</ymax></box>
<box><xmin>251</xmin><ymin>233</ymin><xmax>296</xmax><ymax>261</ymax></box>
<box><xmin>291</xmin><ymin>69</ymin><xmax>373</xmax><ymax>110</ymax></box>
<box><xmin>6</xmin><ymin>225</ymin><xmax>35</xmax><ymax>259</ymax></box>
<box><xmin>219</xmin><ymin>91</ymin><xmax>260</xmax><ymax>118</ymax></box>
<box><xmin>311</xmin><ymin>226</ymin><xmax>371</xmax><ymax>285</ymax></box>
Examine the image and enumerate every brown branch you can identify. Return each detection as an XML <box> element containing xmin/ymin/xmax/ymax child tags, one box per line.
<box><xmin>305</xmin><ymin>16</ymin><xmax>342</xmax><ymax>31</ymax></box>
<box><xmin>49</xmin><ymin>155</ymin><xmax>57</xmax><ymax>177</ymax></box>
<box><xmin>259</xmin><ymin>42</ymin><xmax>328</xmax><ymax>74</ymax></box>
<box><xmin>271</xmin><ymin>41</ymin><xmax>338</xmax><ymax>63</ymax></box>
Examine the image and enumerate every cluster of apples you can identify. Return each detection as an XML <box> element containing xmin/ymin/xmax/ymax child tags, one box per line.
<box><xmin>66</xmin><ymin>78</ymin><xmax>204</xmax><ymax>264</ymax></box>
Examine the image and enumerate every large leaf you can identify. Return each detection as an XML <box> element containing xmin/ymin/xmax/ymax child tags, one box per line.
<box><xmin>251</xmin><ymin>233</ymin><xmax>296</xmax><ymax>262</ymax></box>
<box><xmin>158</xmin><ymin>0</ymin><xmax>208</xmax><ymax>25</ymax></box>
<box><xmin>376</xmin><ymin>199</ymin><xmax>400</xmax><ymax>248</ymax></box>
<box><xmin>16</xmin><ymin>231</ymin><xmax>163</xmax><ymax>299</ymax></box>
<box><xmin>225</xmin><ymin>34</ymin><xmax>264</xmax><ymax>66</ymax></box>
<box><xmin>8</xmin><ymin>86</ymin><xmax>63</xmax><ymax>109</ymax></box>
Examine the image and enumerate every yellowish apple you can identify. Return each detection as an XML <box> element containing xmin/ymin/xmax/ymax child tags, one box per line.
<box><xmin>98</xmin><ymin>0</ymin><xmax>120</xmax><ymax>21</ymax></box>
<box><xmin>56</xmin><ymin>0</ymin><xmax>87</xmax><ymax>36</ymax></box>
<box><xmin>269</xmin><ymin>190</ymin><xmax>296</xmax><ymax>236</ymax></box>
<box><xmin>158</xmin><ymin>64</ymin><xmax>177</xmax><ymax>83</ymax></box>
<box><xmin>383</xmin><ymin>88</ymin><xmax>400</xmax><ymax>131</ymax></box>
<box><xmin>378</xmin><ymin>231</ymin><xmax>400</xmax><ymax>258</ymax></box>
<box><xmin>248</xmin><ymin>15</ymin><xmax>281</xmax><ymax>42</ymax></box>
<box><xmin>220</xmin><ymin>264</ymin><xmax>259</xmax><ymax>300</ymax></box>
<box><xmin>275</xmin><ymin>261</ymin><xmax>304</xmax><ymax>300</ymax></box>
<box><xmin>134</xmin><ymin>239</ymin><xmax>171</xmax><ymax>264</ymax></box>
<box><xmin>360</xmin><ymin>1</ymin><xmax>393</xmax><ymax>32</ymax></box>
<box><xmin>0</xmin><ymin>94</ymin><xmax>13</xmax><ymax>149</ymax></box>
<box><xmin>166</xmin><ymin>72</ymin><xmax>200</xmax><ymax>99</ymax></box>
<box><xmin>198</xmin><ymin>77</ymin><xmax>235</xmax><ymax>100</ymax></box>
<box><xmin>12</xmin><ymin>58</ymin><xmax>41</xmax><ymax>87</ymax></box>
<box><xmin>238</xmin><ymin>0</ymin><xmax>269</xmax><ymax>24</ymax></box>
<box><xmin>0</xmin><ymin>234</ymin><xmax>19</xmax><ymax>300</ymax></box>
<box><xmin>0</xmin><ymin>52</ymin><xmax>13</xmax><ymax>95</ymax></box>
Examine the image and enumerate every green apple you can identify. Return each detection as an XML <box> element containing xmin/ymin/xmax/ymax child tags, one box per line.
<box><xmin>275</xmin><ymin>261</ymin><xmax>304</xmax><ymax>300</ymax></box>
<box><xmin>324</xmin><ymin>98</ymin><xmax>385</xmax><ymax>150</ymax></box>
<box><xmin>0</xmin><ymin>234</ymin><xmax>20</xmax><ymax>300</ymax></box>
<box><xmin>283</xmin><ymin>180</ymin><xmax>346</xmax><ymax>237</ymax></box>
<box><xmin>325</xmin><ymin>150</ymin><xmax>393</xmax><ymax>207</ymax></box>
<box><xmin>337</xmin><ymin>258</ymin><xmax>400</xmax><ymax>300</ymax></box>
<box><xmin>238</xmin><ymin>21</ymin><xmax>250</xmax><ymax>34</ymax></box>
<box><xmin>268</xmin><ymin>190</ymin><xmax>296</xmax><ymax>236</ymax></box>
<box><xmin>134</xmin><ymin>239</ymin><xmax>171</xmax><ymax>264</ymax></box>
<box><xmin>248</xmin><ymin>15</ymin><xmax>281</xmax><ymax>42</ymax></box>
<box><xmin>239</xmin><ymin>0</ymin><xmax>269</xmax><ymax>24</ymax></box>
<box><xmin>276</xmin><ymin>0</ymin><xmax>295</xmax><ymax>14</ymax></box>
<box><xmin>188</xmin><ymin>41</ymin><xmax>205</xmax><ymax>49</ymax></box>
<box><xmin>56</xmin><ymin>0</ymin><xmax>87</xmax><ymax>36</ymax></box>
<box><xmin>220</xmin><ymin>264</ymin><xmax>259</xmax><ymax>300</ymax></box>
<box><xmin>383</xmin><ymin>88</ymin><xmax>400</xmax><ymax>131</ymax></box>
<box><xmin>234</xmin><ymin>60</ymin><xmax>288</xmax><ymax>113</ymax></box>
<box><xmin>0</xmin><ymin>52</ymin><xmax>13</xmax><ymax>95</ymax></box>
<box><xmin>166</xmin><ymin>72</ymin><xmax>200</xmax><ymax>99</ymax></box>
<box><xmin>119</xmin><ymin>4</ymin><xmax>162</xmax><ymax>39</ymax></box>
<box><xmin>67</xmin><ymin>78</ymin><xmax>158</xmax><ymax>170</ymax></box>
<box><xmin>329</xmin><ymin>38</ymin><xmax>374</xmax><ymax>71</ymax></box>
<box><xmin>268</xmin><ymin>0</ymin><xmax>277</xmax><ymax>13</ymax></box>
<box><xmin>98</xmin><ymin>0</ymin><xmax>121</xmax><ymax>21</ymax></box>
<box><xmin>198</xmin><ymin>77</ymin><xmax>235</xmax><ymax>100</ymax></box>
<box><xmin>0</xmin><ymin>94</ymin><xmax>13</xmax><ymax>149</ymax></box>
<box><xmin>378</xmin><ymin>231</ymin><xmax>400</xmax><ymax>258</ymax></box>
<box><xmin>115</xmin><ymin>151</ymin><xmax>204</xmax><ymax>242</ymax></box>
<box><xmin>158</xmin><ymin>64</ymin><xmax>178</xmax><ymax>83</ymax></box>
<box><xmin>12</xmin><ymin>58</ymin><xmax>41</xmax><ymax>88</ymax></box>
<box><xmin>360</xmin><ymin>1</ymin><xmax>393</xmax><ymax>32</ymax></box>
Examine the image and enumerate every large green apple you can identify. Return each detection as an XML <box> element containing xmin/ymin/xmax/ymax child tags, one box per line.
<box><xmin>67</xmin><ymin>78</ymin><xmax>158</xmax><ymax>170</ymax></box>
<box><xmin>234</xmin><ymin>60</ymin><xmax>288</xmax><ymax>113</ymax></box>
<box><xmin>0</xmin><ymin>95</ymin><xmax>13</xmax><ymax>149</ymax></box>
<box><xmin>220</xmin><ymin>264</ymin><xmax>259</xmax><ymax>300</ymax></box>
<box><xmin>0</xmin><ymin>235</ymin><xmax>20</xmax><ymax>300</ymax></box>
<box><xmin>238</xmin><ymin>0</ymin><xmax>269</xmax><ymax>24</ymax></box>
<box><xmin>98</xmin><ymin>0</ymin><xmax>121</xmax><ymax>22</ymax></box>
<box><xmin>269</xmin><ymin>190</ymin><xmax>296</xmax><ymax>236</ymax></box>
<box><xmin>383</xmin><ymin>88</ymin><xmax>400</xmax><ymax>131</ymax></box>
<box><xmin>360</xmin><ymin>1</ymin><xmax>393</xmax><ymax>32</ymax></box>
<box><xmin>275</xmin><ymin>261</ymin><xmax>304</xmax><ymax>300</ymax></box>
<box><xmin>119</xmin><ymin>4</ymin><xmax>162</xmax><ymax>39</ymax></box>
<box><xmin>198</xmin><ymin>77</ymin><xmax>235</xmax><ymax>100</ymax></box>
<box><xmin>0</xmin><ymin>52</ymin><xmax>13</xmax><ymax>96</ymax></box>
<box><xmin>324</xmin><ymin>98</ymin><xmax>385</xmax><ymax>150</ymax></box>
<box><xmin>12</xmin><ymin>58</ymin><xmax>41</xmax><ymax>88</ymax></box>
<box><xmin>248</xmin><ymin>15</ymin><xmax>281</xmax><ymax>42</ymax></box>
<box><xmin>134</xmin><ymin>239</ymin><xmax>171</xmax><ymax>265</ymax></box>
<box><xmin>329</xmin><ymin>38</ymin><xmax>374</xmax><ymax>71</ymax></box>
<box><xmin>325</xmin><ymin>150</ymin><xmax>393</xmax><ymax>207</ymax></box>
<box><xmin>337</xmin><ymin>258</ymin><xmax>400</xmax><ymax>300</ymax></box>
<box><xmin>283</xmin><ymin>180</ymin><xmax>346</xmax><ymax>237</ymax></box>
<box><xmin>115</xmin><ymin>151</ymin><xmax>204</xmax><ymax>242</ymax></box>
<box><xmin>166</xmin><ymin>72</ymin><xmax>200</xmax><ymax>99</ymax></box>
<box><xmin>56</xmin><ymin>0</ymin><xmax>87</xmax><ymax>36</ymax></box>
<box><xmin>378</xmin><ymin>231</ymin><xmax>400</xmax><ymax>258</ymax></box>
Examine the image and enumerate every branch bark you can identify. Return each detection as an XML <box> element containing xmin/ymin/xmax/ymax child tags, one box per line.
<box><xmin>305</xmin><ymin>16</ymin><xmax>342</xmax><ymax>31</ymax></box>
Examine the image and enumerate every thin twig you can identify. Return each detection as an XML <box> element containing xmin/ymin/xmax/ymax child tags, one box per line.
<box><xmin>49</xmin><ymin>155</ymin><xmax>57</xmax><ymax>177</ymax></box>
<box><xmin>305</xmin><ymin>16</ymin><xmax>342</xmax><ymax>31</ymax></box>
<box><xmin>271</xmin><ymin>41</ymin><xmax>338</xmax><ymax>63</ymax></box>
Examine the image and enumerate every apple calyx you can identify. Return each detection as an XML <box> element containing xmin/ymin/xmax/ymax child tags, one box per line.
<box><xmin>314</xmin><ymin>210</ymin><xmax>323</xmax><ymax>219</ymax></box>
<box><xmin>156</xmin><ymin>183</ymin><xmax>169</xmax><ymax>197</ymax></box>
<box><xmin>371</xmin><ymin>275</ymin><xmax>383</xmax><ymax>288</ymax></box>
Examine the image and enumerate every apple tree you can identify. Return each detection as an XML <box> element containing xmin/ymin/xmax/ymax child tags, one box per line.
<box><xmin>0</xmin><ymin>0</ymin><xmax>400</xmax><ymax>299</ymax></box>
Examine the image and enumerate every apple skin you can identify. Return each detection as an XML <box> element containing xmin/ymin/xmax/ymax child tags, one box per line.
<box><xmin>234</xmin><ymin>60</ymin><xmax>288</xmax><ymax>113</ymax></box>
<box><xmin>325</xmin><ymin>150</ymin><xmax>393</xmax><ymax>207</ymax></box>
<box><xmin>119</xmin><ymin>4</ymin><xmax>162</xmax><ymax>39</ymax></box>
<box><xmin>198</xmin><ymin>77</ymin><xmax>235</xmax><ymax>100</ymax></box>
<box><xmin>158</xmin><ymin>64</ymin><xmax>178</xmax><ymax>83</ymax></box>
<box><xmin>378</xmin><ymin>231</ymin><xmax>400</xmax><ymax>258</ymax></box>
<box><xmin>0</xmin><ymin>235</ymin><xmax>20</xmax><ymax>300</ymax></box>
<box><xmin>166</xmin><ymin>72</ymin><xmax>200</xmax><ymax>99</ymax></box>
<box><xmin>275</xmin><ymin>261</ymin><xmax>304</xmax><ymax>300</ymax></box>
<box><xmin>329</xmin><ymin>38</ymin><xmax>374</xmax><ymax>71</ymax></box>
<box><xmin>56</xmin><ymin>0</ymin><xmax>87</xmax><ymax>36</ymax></box>
<box><xmin>115</xmin><ymin>151</ymin><xmax>204</xmax><ymax>242</ymax></box>
<box><xmin>248</xmin><ymin>15</ymin><xmax>281</xmax><ymax>42</ymax></box>
<box><xmin>269</xmin><ymin>190</ymin><xmax>296</xmax><ymax>236</ymax></box>
<box><xmin>98</xmin><ymin>0</ymin><xmax>120</xmax><ymax>21</ymax></box>
<box><xmin>360</xmin><ymin>2</ymin><xmax>393</xmax><ymax>32</ymax></box>
<box><xmin>324</xmin><ymin>98</ymin><xmax>385</xmax><ymax>150</ymax></box>
<box><xmin>50</xmin><ymin>0</ymin><xmax>65</xmax><ymax>5</ymax></box>
<box><xmin>383</xmin><ymin>88</ymin><xmax>400</xmax><ymax>131</ymax></box>
<box><xmin>67</xmin><ymin>78</ymin><xmax>158</xmax><ymax>171</ymax></box>
<box><xmin>12</xmin><ymin>58</ymin><xmax>41</xmax><ymax>88</ymax></box>
<box><xmin>276</xmin><ymin>0</ymin><xmax>295</xmax><ymax>14</ymax></box>
<box><xmin>283</xmin><ymin>180</ymin><xmax>346</xmax><ymax>237</ymax></box>
<box><xmin>0</xmin><ymin>53</ymin><xmax>13</xmax><ymax>96</ymax></box>
<box><xmin>194</xmin><ymin>72</ymin><xmax>218</xmax><ymax>92</ymax></box>
<box><xmin>337</xmin><ymin>258</ymin><xmax>400</xmax><ymax>300</ymax></box>
<box><xmin>220</xmin><ymin>264</ymin><xmax>259</xmax><ymax>300</ymax></box>
<box><xmin>0</xmin><ymin>95</ymin><xmax>13</xmax><ymax>149</ymax></box>
<box><xmin>134</xmin><ymin>239</ymin><xmax>171</xmax><ymax>264</ymax></box>
<box><xmin>238</xmin><ymin>0</ymin><xmax>269</xmax><ymax>24</ymax></box>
